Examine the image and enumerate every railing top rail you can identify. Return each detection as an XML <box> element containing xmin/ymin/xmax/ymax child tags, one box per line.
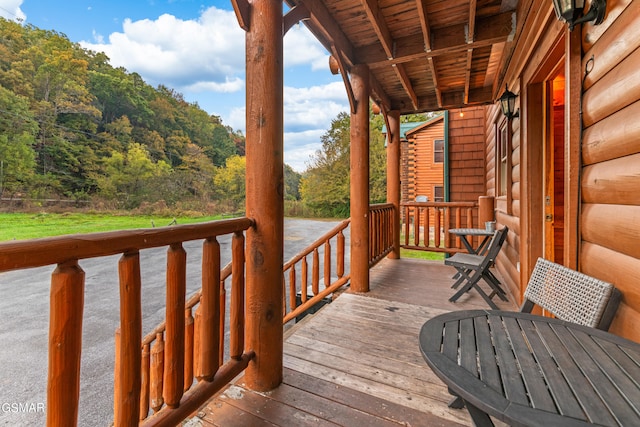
<box><xmin>283</xmin><ymin>219</ymin><xmax>350</xmax><ymax>270</ymax></box>
<box><xmin>369</xmin><ymin>203</ymin><xmax>394</xmax><ymax>210</ymax></box>
<box><xmin>402</xmin><ymin>201</ymin><xmax>477</xmax><ymax>207</ymax></box>
<box><xmin>0</xmin><ymin>217</ymin><xmax>254</xmax><ymax>272</ymax></box>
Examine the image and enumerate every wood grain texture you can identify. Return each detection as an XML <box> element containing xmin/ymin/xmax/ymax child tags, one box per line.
<box><xmin>200</xmin><ymin>259</ymin><xmax>516</xmax><ymax>426</ymax></box>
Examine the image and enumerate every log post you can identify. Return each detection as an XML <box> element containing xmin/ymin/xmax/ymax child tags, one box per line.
<box><xmin>244</xmin><ymin>0</ymin><xmax>284</xmax><ymax>391</ymax></box>
<box><xmin>350</xmin><ymin>63</ymin><xmax>371</xmax><ymax>293</ymax></box>
<box><xmin>386</xmin><ymin>110</ymin><xmax>401</xmax><ymax>259</ymax></box>
<box><xmin>115</xmin><ymin>252</ymin><xmax>142</xmax><ymax>426</ymax></box>
<box><xmin>47</xmin><ymin>261</ymin><xmax>85</xmax><ymax>427</ymax></box>
<box><xmin>478</xmin><ymin>196</ymin><xmax>495</xmax><ymax>226</ymax></box>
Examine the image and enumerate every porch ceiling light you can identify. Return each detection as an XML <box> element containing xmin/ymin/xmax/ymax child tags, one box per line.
<box><xmin>552</xmin><ymin>0</ymin><xmax>607</xmax><ymax>31</ymax></box>
<box><xmin>499</xmin><ymin>84</ymin><xmax>519</xmax><ymax>119</ymax></box>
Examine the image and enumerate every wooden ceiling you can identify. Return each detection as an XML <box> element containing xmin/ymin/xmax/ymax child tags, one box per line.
<box><xmin>283</xmin><ymin>0</ymin><xmax>519</xmax><ymax>115</ymax></box>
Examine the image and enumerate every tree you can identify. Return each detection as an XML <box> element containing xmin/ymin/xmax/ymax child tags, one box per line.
<box><xmin>213</xmin><ymin>155</ymin><xmax>246</xmax><ymax>212</ymax></box>
<box><xmin>284</xmin><ymin>164</ymin><xmax>301</xmax><ymax>201</ymax></box>
<box><xmin>0</xmin><ymin>87</ymin><xmax>37</xmax><ymax>196</ymax></box>
<box><xmin>300</xmin><ymin>111</ymin><xmax>387</xmax><ymax>217</ymax></box>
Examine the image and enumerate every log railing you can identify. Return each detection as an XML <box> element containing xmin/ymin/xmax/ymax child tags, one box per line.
<box><xmin>282</xmin><ymin>219</ymin><xmax>350</xmax><ymax>324</ymax></box>
<box><xmin>401</xmin><ymin>201</ymin><xmax>479</xmax><ymax>254</ymax></box>
<box><xmin>369</xmin><ymin>203</ymin><xmax>395</xmax><ymax>267</ymax></box>
<box><xmin>0</xmin><ymin>218</ymin><xmax>254</xmax><ymax>427</ymax></box>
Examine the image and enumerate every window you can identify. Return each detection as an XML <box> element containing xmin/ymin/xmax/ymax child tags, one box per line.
<box><xmin>496</xmin><ymin>119</ymin><xmax>512</xmax><ymax>214</ymax></box>
<box><xmin>498</xmin><ymin>124</ymin><xmax>508</xmax><ymax>196</ymax></box>
<box><xmin>434</xmin><ymin>139</ymin><xmax>444</xmax><ymax>163</ymax></box>
<box><xmin>434</xmin><ymin>186</ymin><xmax>444</xmax><ymax>202</ymax></box>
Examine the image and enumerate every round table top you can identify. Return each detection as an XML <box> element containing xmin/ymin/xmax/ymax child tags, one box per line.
<box><xmin>420</xmin><ymin>310</ymin><xmax>640</xmax><ymax>427</ymax></box>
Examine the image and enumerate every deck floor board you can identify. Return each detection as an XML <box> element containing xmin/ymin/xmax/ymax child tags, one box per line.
<box><xmin>197</xmin><ymin>258</ymin><xmax>516</xmax><ymax>426</ymax></box>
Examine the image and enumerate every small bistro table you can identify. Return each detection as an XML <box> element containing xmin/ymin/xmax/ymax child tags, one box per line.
<box><xmin>419</xmin><ymin>310</ymin><xmax>640</xmax><ymax>427</ymax></box>
<box><xmin>448</xmin><ymin>228</ymin><xmax>494</xmax><ymax>254</ymax></box>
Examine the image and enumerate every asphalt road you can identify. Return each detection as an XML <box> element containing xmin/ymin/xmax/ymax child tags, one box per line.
<box><xmin>0</xmin><ymin>218</ymin><xmax>348</xmax><ymax>426</ymax></box>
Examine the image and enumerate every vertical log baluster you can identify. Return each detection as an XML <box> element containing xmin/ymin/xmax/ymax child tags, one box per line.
<box><xmin>218</xmin><ymin>281</ymin><xmax>226</xmax><ymax>366</ymax></box>
<box><xmin>150</xmin><ymin>332</ymin><xmax>164</xmax><ymax>413</ymax></box>
<box><xmin>288</xmin><ymin>265</ymin><xmax>296</xmax><ymax>313</ymax></box>
<box><xmin>312</xmin><ymin>248</ymin><xmax>320</xmax><ymax>296</ymax></box>
<box><xmin>337</xmin><ymin>231</ymin><xmax>345</xmax><ymax>278</ymax></box>
<box><xmin>47</xmin><ymin>261</ymin><xmax>84</xmax><ymax>427</ymax></box>
<box><xmin>434</xmin><ymin>209</ymin><xmax>441</xmax><ymax>247</ymax></box>
<box><xmin>164</xmin><ymin>243</ymin><xmax>186</xmax><ymax>408</ymax></box>
<box><xmin>230</xmin><ymin>231</ymin><xmax>245</xmax><ymax>360</ymax></box>
<box><xmin>455</xmin><ymin>207</ymin><xmax>462</xmax><ymax>248</ymax></box>
<box><xmin>301</xmin><ymin>257</ymin><xmax>308</xmax><ymax>301</ymax></box>
<box><xmin>424</xmin><ymin>207</ymin><xmax>431</xmax><ymax>249</ymax></box>
<box><xmin>466</xmin><ymin>207</ymin><xmax>474</xmax><ymax>229</ymax></box>
<box><xmin>404</xmin><ymin>206</ymin><xmax>410</xmax><ymax>245</ymax></box>
<box><xmin>444</xmin><ymin>208</ymin><xmax>451</xmax><ymax>250</ymax></box>
<box><xmin>115</xmin><ymin>252</ymin><xmax>142</xmax><ymax>426</ymax></box>
<box><xmin>324</xmin><ymin>241</ymin><xmax>331</xmax><ymax>288</ymax></box>
<box><xmin>140</xmin><ymin>343</ymin><xmax>150</xmax><ymax>420</ymax></box>
<box><xmin>184</xmin><ymin>307</ymin><xmax>194</xmax><ymax>391</ymax></box>
<box><xmin>414</xmin><ymin>207</ymin><xmax>421</xmax><ymax>246</ymax></box>
<box><xmin>199</xmin><ymin>238</ymin><xmax>220</xmax><ymax>381</ymax></box>
<box><xmin>193</xmin><ymin>305</ymin><xmax>201</xmax><ymax>380</ymax></box>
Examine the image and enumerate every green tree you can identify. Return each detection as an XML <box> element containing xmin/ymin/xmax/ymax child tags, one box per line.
<box><xmin>300</xmin><ymin>112</ymin><xmax>351</xmax><ymax>216</ymax></box>
<box><xmin>0</xmin><ymin>87</ymin><xmax>37</xmax><ymax>195</ymax></box>
<box><xmin>284</xmin><ymin>164</ymin><xmax>301</xmax><ymax>201</ymax></box>
<box><xmin>213</xmin><ymin>155</ymin><xmax>246</xmax><ymax>211</ymax></box>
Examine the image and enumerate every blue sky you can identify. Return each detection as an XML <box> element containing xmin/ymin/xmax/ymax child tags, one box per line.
<box><xmin>0</xmin><ymin>0</ymin><xmax>349</xmax><ymax>171</ymax></box>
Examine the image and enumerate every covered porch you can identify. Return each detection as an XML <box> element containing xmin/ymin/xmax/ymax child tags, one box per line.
<box><xmin>198</xmin><ymin>258</ymin><xmax>516</xmax><ymax>427</ymax></box>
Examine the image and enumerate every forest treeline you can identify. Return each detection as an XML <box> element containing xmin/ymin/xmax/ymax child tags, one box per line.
<box><xmin>0</xmin><ymin>18</ymin><xmax>429</xmax><ymax>218</ymax></box>
<box><xmin>0</xmin><ymin>18</ymin><xmax>287</xmax><ymax>214</ymax></box>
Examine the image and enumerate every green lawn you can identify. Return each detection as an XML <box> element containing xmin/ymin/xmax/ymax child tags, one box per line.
<box><xmin>400</xmin><ymin>248</ymin><xmax>445</xmax><ymax>261</ymax></box>
<box><xmin>0</xmin><ymin>212</ymin><xmax>223</xmax><ymax>242</ymax></box>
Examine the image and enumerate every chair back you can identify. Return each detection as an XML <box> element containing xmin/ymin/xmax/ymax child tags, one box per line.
<box><xmin>479</xmin><ymin>226</ymin><xmax>508</xmax><ymax>269</ymax></box>
<box><xmin>522</xmin><ymin>258</ymin><xmax>621</xmax><ymax>330</ymax></box>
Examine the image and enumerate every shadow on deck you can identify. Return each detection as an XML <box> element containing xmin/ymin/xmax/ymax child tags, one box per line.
<box><xmin>194</xmin><ymin>258</ymin><xmax>517</xmax><ymax>426</ymax></box>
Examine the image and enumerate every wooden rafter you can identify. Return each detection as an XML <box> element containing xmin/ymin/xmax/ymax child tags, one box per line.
<box><xmin>297</xmin><ymin>0</ymin><xmax>355</xmax><ymax>68</ymax></box>
<box><xmin>330</xmin><ymin>44</ymin><xmax>358</xmax><ymax>114</ymax></box>
<box><xmin>231</xmin><ymin>0</ymin><xmax>250</xmax><ymax>31</ymax></box>
<box><xmin>283</xmin><ymin>3</ymin><xmax>310</xmax><ymax>36</ymax></box>
<box><xmin>416</xmin><ymin>0</ymin><xmax>442</xmax><ymax>108</ymax></box>
<box><xmin>464</xmin><ymin>0</ymin><xmax>477</xmax><ymax>105</ymax></box>
<box><xmin>370</xmin><ymin>74</ymin><xmax>392</xmax><ymax>113</ymax></box>
<box><xmin>358</xmin><ymin>12</ymin><xmax>515</xmax><ymax>68</ymax></box>
<box><xmin>362</xmin><ymin>0</ymin><xmax>418</xmax><ymax>110</ymax></box>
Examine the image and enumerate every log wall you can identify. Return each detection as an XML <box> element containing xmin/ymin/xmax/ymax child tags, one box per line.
<box><xmin>580</xmin><ymin>0</ymin><xmax>640</xmax><ymax>341</ymax></box>
<box><xmin>485</xmin><ymin>0</ymin><xmax>640</xmax><ymax>342</ymax></box>
<box><xmin>406</xmin><ymin>118</ymin><xmax>444</xmax><ymax>203</ymax></box>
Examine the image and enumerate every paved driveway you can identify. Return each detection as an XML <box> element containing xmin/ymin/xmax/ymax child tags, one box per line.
<box><xmin>0</xmin><ymin>218</ymin><xmax>348</xmax><ymax>426</ymax></box>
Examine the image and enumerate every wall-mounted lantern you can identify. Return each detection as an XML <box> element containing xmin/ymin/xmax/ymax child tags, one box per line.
<box><xmin>499</xmin><ymin>84</ymin><xmax>519</xmax><ymax>119</ymax></box>
<box><xmin>552</xmin><ymin>0</ymin><xmax>607</xmax><ymax>31</ymax></box>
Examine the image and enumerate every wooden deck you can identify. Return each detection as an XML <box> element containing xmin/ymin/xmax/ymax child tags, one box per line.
<box><xmin>193</xmin><ymin>258</ymin><xmax>517</xmax><ymax>426</ymax></box>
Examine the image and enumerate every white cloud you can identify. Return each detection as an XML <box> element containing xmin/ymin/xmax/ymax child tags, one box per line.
<box><xmin>0</xmin><ymin>0</ymin><xmax>26</xmax><ymax>22</ymax></box>
<box><xmin>284</xmin><ymin>24</ymin><xmax>330</xmax><ymax>71</ymax></box>
<box><xmin>81</xmin><ymin>7</ymin><xmax>246</xmax><ymax>93</ymax></box>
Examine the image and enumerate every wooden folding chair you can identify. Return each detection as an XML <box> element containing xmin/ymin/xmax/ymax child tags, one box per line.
<box><xmin>445</xmin><ymin>227</ymin><xmax>509</xmax><ymax>309</ymax></box>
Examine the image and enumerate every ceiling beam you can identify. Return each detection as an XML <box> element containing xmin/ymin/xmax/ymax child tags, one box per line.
<box><xmin>464</xmin><ymin>0</ymin><xmax>478</xmax><ymax>105</ymax></box>
<box><xmin>361</xmin><ymin>0</ymin><xmax>418</xmax><ymax>110</ymax></box>
<box><xmin>416</xmin><ymin>0</ymin><xmax>442</xmax><ymax>107</ymax></box>
<box><xmin>358</xmin><ymin>12</ymin><xmax>515</xmax><ymax>68</ymax></box>
<box><xmin>297</xmin><ymin>0</ymin><xmax>356</xmax><ymax>68</ymax></box>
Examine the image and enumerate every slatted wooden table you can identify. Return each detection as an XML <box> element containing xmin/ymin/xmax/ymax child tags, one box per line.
<box><xmin>448</xmin><ymin>228</ymin><xmax>494</xmax><ymax>254</ymax></box>
<box><xmin>419</xmin><ymin>310</ymin><xmax>640</xmax><ymax>427</ymax></box>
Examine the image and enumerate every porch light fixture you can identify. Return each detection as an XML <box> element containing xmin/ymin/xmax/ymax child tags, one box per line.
<box><xmin>552</xmin><ymin>0</ymin><xmax>607</xmax><ymax>31</ymax></box>
<box><xmin>499</xmin><ymin>84</ymin><xmax>519</xmax><ymax>119</ymax></box>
